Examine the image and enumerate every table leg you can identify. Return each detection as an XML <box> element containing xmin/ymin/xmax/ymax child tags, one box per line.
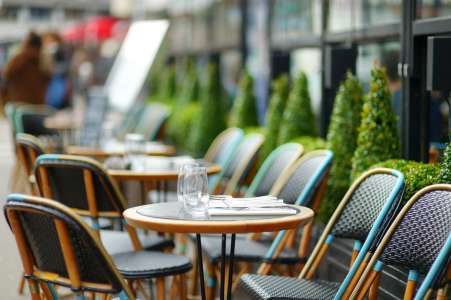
<box><xmin>196</xmin><ymin>234</ymin><xmax>207</xmax><ymax>300</ymax></box>
<box><xmin>227</xmin><ymin>234</ymin><xmax>236</xmax><ymax>300</ymax></box>
<box><xmin>220</xmin><ymin>234</ymin><xmax>227</xmax><ymax>300</ymax></box>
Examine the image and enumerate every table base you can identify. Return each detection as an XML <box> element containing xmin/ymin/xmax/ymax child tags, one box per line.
<box><xmin>196</xmin><ymin>233</ymin><xmax>236</xmax><ymax>300</ymax></box>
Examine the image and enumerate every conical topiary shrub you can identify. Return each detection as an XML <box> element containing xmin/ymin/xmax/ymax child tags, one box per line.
<box><xmin>189</xmin><ymin>63</ymin><xmax>227</xmax><ymax>157</ymax></box>
<box><xmin>351</xmin><ymin>67</ymin><xmax>400</xmax><ymax>180</ymax></box>
<box><xmin>229</xmin><ymin>71</ymin><xmax>258</xmax><ymax>128</ymax></box>
<box><xmin>439</xmin><ymin>143</ymin><xmax>451</xmax><ymax>183</ymax></box>
<box><xmin>158</xmin><ymin>64</ymin><xmax>177</xmax><ymax>102</ymax></box>
<box><xmin>167</xmin><ymin>61</ymin><xmax>200</xmax><ymax>148</ymax></box>
<box><xmin>319</xmin><ymin>72</ymin><xmax>363</xmax><ymax>223</ymax></box>
<box><xmin>278</xmin><ymin>72</ymin><xmax>317</xmax><ymax>144</ymax></box>
<box><xmin>259</xmin><ymin>75</ymin><xmax>290</xmax><ymax>162</ymax></box>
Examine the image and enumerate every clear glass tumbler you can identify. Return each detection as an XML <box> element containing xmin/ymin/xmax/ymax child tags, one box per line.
<box><xmin>124</xmin><ymin>133</ymin><xmax>146</xmax><ymax>170</ymax></box>
<box><xmin>182</xmin><ymin>165</ymin><xmax>209</xmax><ymax>216</ymax></box>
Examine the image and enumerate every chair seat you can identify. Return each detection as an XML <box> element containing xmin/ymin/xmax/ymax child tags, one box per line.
<box><xmin>112</xmin><ymin>251</ymin><xmax>192</xmax><ymax>279</ymax></box>
<box><xmin>201</xmin><ymin>236</ymin><xmax>303</xmax><ymax>264</ymax></box>
<box><xmin>81</xmin><ymin>217</ymin><xmax>113</xmax><ymax>229</ymax></box>
<box><xmin>240</xmin><ymin>274</ymin><xmax>339</xmax><ymax>300</ymax></box>
<box><xmin>100</xmin><ymin>230</ymin><xmax>174</xmax><ymax>255</ymax></box>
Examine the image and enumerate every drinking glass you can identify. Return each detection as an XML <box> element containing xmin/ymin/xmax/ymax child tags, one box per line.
<box><xmin>177</xmin><ymin>163</ymin><xmax>199</xmax><ymax>203</ymax></box>
<box><xmin>182</xmin><ymin>166</ymin><xmax>209</xmax><ymax>216</ymax></box>
<box><xmin>124</xmin><ymin>133</ymin><xmax>146</xmax><ymax>170</ymax></box>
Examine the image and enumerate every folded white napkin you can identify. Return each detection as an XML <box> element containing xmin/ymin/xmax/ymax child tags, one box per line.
<box><xmin>208</xmin><ymin>207</ymin><xmax>297</xmax><ymax>216</ymax></box>
<box><xmin>209</xmin><ymin>195</ymin><xmax>285</xmax><ymax>208</ymax></box>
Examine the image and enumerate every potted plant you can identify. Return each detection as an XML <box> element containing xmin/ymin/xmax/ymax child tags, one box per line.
<box><xmin>229</xmin><ymin>71</ymin><xmax>258</xmax><ymax>128</ymax></box>
<box><xmin>319</xmin><ymin>72</ymin><xmax>363</xmax><ymax>223</ymax></box>
<box><xmin>278</xmin><ymin>72</ymin><xmax>317</xmax><ymax>145</ymax></box>
<box><xmin>351</xmin><ymin>67</ymin><xmax>400</xmax><ymax>180</ymax></box>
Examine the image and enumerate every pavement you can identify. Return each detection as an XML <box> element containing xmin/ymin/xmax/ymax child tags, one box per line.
<box><xmin>0</xmin><ymin>118</ymin><xmax>28</xmax><ymax>299</ymax></box>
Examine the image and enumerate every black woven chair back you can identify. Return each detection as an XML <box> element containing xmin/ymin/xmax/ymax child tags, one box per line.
<box><xmin>222</xmin><ymin>134</ymin><xmax>263</xmax><ymax>180</ymax></box>
<box><xmin>252</xmin><ymin>144</ymin><xmax>303</xmax><ymax>197</ymax></box>
<box><xmin>277</xmin><ymin>151</ymin><xmax>332</xmax><ymax>205</ymax></box>
<box><xmin>379</xmin><ymin>188</ymin><xmax>451</xmax><ymax>274</ymax></box>
<box><xmin>331</xmin><ymin>172</ymin><xmax>400</xmax><ymax>242</ymax></box>
<box><xmin>34</xmin><ymin>155</ymin><xmax>126</xmax><ymax>214</ymax></box>
<box><xmin>15</xmin><ymin>105</ymin><xmax>57</xmax><ymax>136</ymax></box>
<box><xmin>4</xmin><ymin>194</ymin><xmax>129</xmax><ymax>295</ymax></box>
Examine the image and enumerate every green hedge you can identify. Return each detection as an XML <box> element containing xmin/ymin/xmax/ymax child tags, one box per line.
<box><xmin>259</xmin><ymin>75</ymin><xmax>290</xmax><ymax>162</ymax></box>
<box><xmin>351</xmin><ymin>67</ymin><xmax>400</xmax><ymax>180</ymax></box>
<box><xmin>439</xmin><ymin>143</ymin><xmax>451</xmax><ymax>183</ymax></box>
<box><xmin>169</xmin><ymin>103</ymin><xmax>201</xmax><ymax>152</ymax></box>
<box><xmin>319</xmin><ymin>73</ymin><xmax>363</xmax><ymax>223</ymax></box>
<box><xmin>158</xmin><ymin>64</ymin><xmax>177</xmax><ymax>102</ymax></box>
<box><xmin>189</xmin><ymin>63</ymin><xmax>227</xmax><ymax>157</ymax></box>
<box><xmin>229</xmin><ymin>71</ymin><xmax>258</xmax><ymax>128</ymax></box>
<box><xmin>372</xmin><ymin>159</ymin><xmax>441</xmax><ymax>203</ymax></box>
<box><xmin>290</xmin><ymin>136</ymin><xmax>326</xmax><ymax>153</ymax></box>
<box><xmin>278</xmin><ymin>72</ymin><xmax>317</xmax><ymax>144</ymax></box>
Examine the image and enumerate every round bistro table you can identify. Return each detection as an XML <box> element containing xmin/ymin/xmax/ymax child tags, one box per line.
<box><xmin>66</xmin><ymin>143</ymin><xmax>176</xmax><ymax>159</ymax></box>
<box><xmin>124</xmin><ymin>202</ymin><xmax>314</xmax><ymax>300</ymax></box>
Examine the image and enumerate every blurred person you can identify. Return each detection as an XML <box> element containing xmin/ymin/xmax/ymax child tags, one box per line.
<box><xmin>0</xmin><ymin>32</ymin><xmax>50</xmax><ymax>106</ymax></box>
<box><xmin>43</xmin><ymin>32</ymin><xmax>72</xmax><ymax>109</ymax></box>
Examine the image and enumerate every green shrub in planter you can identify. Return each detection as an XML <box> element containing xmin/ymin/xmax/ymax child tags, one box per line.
<box><xmin>169</xmin><ymin>103</ymin><xmax>201</xmax><ymax>152</ymax></box>
<box><xmin>278</xmin><ymin>72</ymin><xmax>317</xmax><ymax>144</ymax></box>
<box><xmin>158</xmin><ymin>64</ymin><xmax>177</xmax><ymax>102</ymax></box>
<box><xmin>243</xmin><ymin>126</ymin><xmax>265</xmax><ymax>136</ymax></box>
<box><xmin>351</xmin><ymin>67</ymin><xmax>400</xmax><ymax>180</ymax></box>
<box><xmin>439</xmin><ymin>143</ymin><xmax>451</xmax><ymax>183</ymax></box>
<box><xmin>189</xmin><ymin>63</ymin><xmax>227</xmax><ymax>157</ymax></box>
<box><xmin>290</xmin><ymin>136</ymin><xmax>326</xmax><ymax>153</ymax></box>
<box><xmin>166</xmin><ymin>64</ymin><xmax>200</xmax><ymax>148</ymax></box>
<box><xmin>373</xmin><ymin>159</ymin><xmax>441</xmax><ymax>204</ymax></box>
<box><xmin>259</xmin><ymin>75</ymin><xmax>290</xmax><ymax>162</ymax></box>
<box><xmin>319</xmin><ymin>72</ymin><xmax>363</xmax><ymax>223</ymax></box>
<box><xmin>229</xmin><ymin>71</ymin><xmax>258</xmax><ymax>128</ymax></box>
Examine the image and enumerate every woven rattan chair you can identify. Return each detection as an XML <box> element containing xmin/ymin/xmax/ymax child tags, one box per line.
<box><xmin>189</xmin><ymin>143</ymin><xmax>303</xmax><ymax>298</ymax></box>
<box><xmin>14</xmin><ymin>104</ymin><xmax>57</xmax><ymax>136</ymax></box>
<box><xmin>239</xmin><ymin>168</ymin><xmax>405</xmax><ymax>300</ymax></box>
<box><xmin>4</xmin><ymin>194</ymin><xmax>136</xmax><ymax>299</ymax></box>
<box><xmin>211</xmin><ymin>133</ymin><xmax>265</xmax><ymax>195</ymax></box>
<box><xmin>351</xmin><ymin>184</ymin><xmax>451</xmax><ymax>300</ymax></box>
<box><xmin>201</xmin><ymin>150</ymin><xmax>333</xmax><ymax>299</ymax></box>
<box><xmin>15</xmin><ymin>133</ymin><xmax>45</xmax><ymax>195</ymax></box>
<box><xmin>133</xmin><ymin>102</ymin><xmax>170</xmax><ymax>141</ymax></box>
<box><xmin>33</xmin><ymin>155</ymin><xmax>193</xmax><ymax>299</ymax></box>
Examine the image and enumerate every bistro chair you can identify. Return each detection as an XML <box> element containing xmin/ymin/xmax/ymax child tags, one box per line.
<box><xmin>189</xmin><ymin>142</ymin><xmax>303</xmax><ymax>297</ymax></box>
<box><xmin>15</xmin><ymin>133</ymin><xmax>45</xmax><ymax>195</ymax></box>
<box><xmin>13</xmin><ymin>104</ymin><xmax>57</xmax><ymax>137</ymax></box>
<box><xmin>33</xmin><ymin>155</ymin><xmax>193</xmax><ymax>299</ymax></box>
<box><xmin>133</xmin><ymin>102</ymin><xmax>170</xmax><ymax>141</ymax></box>
<box><xmin>4</xmin><ymin>194</ymin><xmax>137</xmax><ymax>300</ymax></box>
<box><xmin>114</xmin><ymin>101</ymin><xmax>147</xmax><ymax>140</ymax></box>
<box><xmin>351</xmin><ymin>184</ymin><xmax>451</xmax><ymax>300</ymax></box>
<box><xmin>239</xmin><ymin>167</ymin><xmax>405</xmax><ymax>300</ymax></box>
<box><xmin>33</xmin><ymin>154</ymin><xmax>174</xmax><ymax>254</ymax></box>
<box><xmin>214</xmin><ymin>133</ymin><xmax>265</xmax><ymax>195</ymax></box>
<box><xmin>201</xmin><ymin>150</ymin><xmax>333</xmax><ymax>299</ymax></box>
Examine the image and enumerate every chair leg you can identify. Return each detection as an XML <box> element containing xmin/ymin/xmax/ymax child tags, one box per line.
<box><xmin>189</xmin><ymin>254</ymin><xmax>199</xmax><ymax>297</ymax></box>
<box><xmin>27</xmin><ymin>279</ymin><xmax>42</xmax><ymax>300</ymax></box>
<box><xmin>205</xmin><ymin>260</ymin><xmax>217</xmax><ymax>300</ymax></box>
<box><xmin>368</xmin><ymin>272</ymin><xmax>380</xmax><ymax>300</ymax></box>
<box><xmin>179</xmin><ymin>274</ymin><xmax>187</xmax><ymax>300</ymax></box>
<box><xmin>18</xmin><ymin>273</ymin><xmax>26</xmax><ymax>294</ymax></box>
<box><xmin>156</xmin><ymin>278</ymin><xmax>166</xmax><ymax>300</ymax></box>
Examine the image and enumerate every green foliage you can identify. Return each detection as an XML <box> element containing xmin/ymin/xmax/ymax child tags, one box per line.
<box><xmin>229</xmin><ymin>72</ymin><xmax>259</xmax><ymax>128</ymax></box>
<box><xmin>243</xmin><ymin>126</ymin><xmax>265</xmax><ymax>135</ymax></box>
<box><xmin>289</xmin><ymin>136</ymin><xmax>326</xmax><ymax>153</ymax></box>
<box><xmin>373</xmin><ymin>159</ymin><xmax>441</xmax><ymax>203</ymax></box>
<box><xmin>278</xmin><ymin>72</ymin><xmax>317</xmax><ymax>144</ymax></box>
<box><xmin>259</xmin><ymin>75</ymin><xmax>290</xmax><ymax>162</ymax></box>
<box><xmin>319</xmin><ymin>73</ymin><xmax>363</xmax><ymax>223</ymax></box>
<box><xmin>189</xmin><ymin>63</ymin><xmax>227</xmax><ymax>157</ymax></box>
<box><xmin>158</xmin><ymin>64</ymin><xmax>177</xmax><ymax>102</ymax></box>
<box><xmin>166</xmin><ymin>62</ymin><xmax>200</xmax><ymax>149</ymax></box>
<box><xmin>351</xmin><ymin>67</ymin><xmax>400</xmax><ymax>180</ymax></box>
<box><xmin>168</xmin><ymin>103</ymin><xmax>201</xmax><ymax>152</ymax></box>
<box><xmin>439</xmin><ymin>143</ymin><xmax>451</xmax><ymax>183</ymax></box>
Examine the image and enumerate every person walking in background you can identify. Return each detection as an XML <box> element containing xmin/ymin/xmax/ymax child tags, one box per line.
<box><xmin>0</xmin><ymin>32</ymin><xmax>50</xmax><ymax>107</ymax></box>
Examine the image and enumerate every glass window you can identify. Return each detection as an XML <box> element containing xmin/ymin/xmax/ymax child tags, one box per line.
<box><xmin>271</xmin><ymin>0</ymin><xmax>321</xmax><ymax>44</ymax></box>
<box><xmin>290</xmin><ymin>49</ymin><xmax>322</xmax><ymax>118</ymax></box>
<box><xmin>418</xmin><ymin>0</ymin><xmax>451</xmax><ymax>19</ymax></box>
<box><xmin>356</xmin><ymin>42</ymin><xmax>401</xmax><ymax>129</ymax></box>
<box><xmin>328</xmin><ymin>0</ymin><xmax>401</xmax><ymax>32</ymax></box>
<box><xmin>212</xmin><ymin>0</ymin><xmax>241</xmax><ymax>49</ymax></box>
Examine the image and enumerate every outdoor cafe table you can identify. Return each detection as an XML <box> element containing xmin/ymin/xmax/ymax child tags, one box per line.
<box><xmin>66</xmin><ymin>142</ymin><xmax>176</xmax><ymax>158</ymax></box>
<box><xmin>124</xmin><ymin>202</ymin><xmax>314</xmax><ymax>300</ymax></box>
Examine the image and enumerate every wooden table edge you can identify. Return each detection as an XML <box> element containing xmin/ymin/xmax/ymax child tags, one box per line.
<box><xmin>123</xmin><ymin>205</ymin><xmax>314</xmax><ymax>234</ymax></box>
<box><xmin>66</xmin><ymin>145</ymin><xmax>177</xmax><ymax>158</ymax></box>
